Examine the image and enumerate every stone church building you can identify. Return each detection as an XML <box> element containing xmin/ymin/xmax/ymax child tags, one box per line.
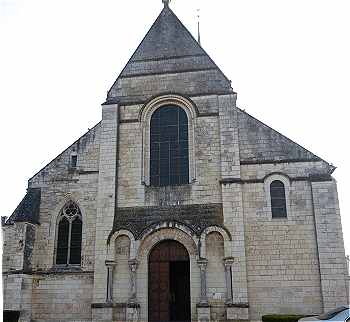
<box><xmin>2</xmin><ymin>2</ymin><xmax>349</xmax><ymax>322</ymax></box>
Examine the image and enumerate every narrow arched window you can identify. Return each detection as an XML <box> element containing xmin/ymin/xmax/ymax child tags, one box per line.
<box><xmin>56</xmin><ymin>202</ymin><xmax>82</xmax><ymax>265</ymax></box>
<box><xmin>270</xmin><ymin>180</ymin><xmax>287</xmax><ymax>218</ymax></box>
<box><xmin>150</xmin><ymin>105</ymin><xmax>189</xmax><ymax>186</ymax></box>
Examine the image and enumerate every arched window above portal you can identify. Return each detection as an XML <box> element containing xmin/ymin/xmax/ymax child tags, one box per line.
<box><xmin>150</xmin><ymin>105</ymin><xmax>189</xmax><ymax>186</ymax></box>
<box><xmin>140</xmin><ymin>94</ymin><xmax>197</xmax><ymax>186</ymax></box>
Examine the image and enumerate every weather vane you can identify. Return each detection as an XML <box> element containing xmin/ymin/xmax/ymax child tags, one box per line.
<box><xmin>162</xmin><ymin>0</ymin><xmax>171</xmax><ymax>7</ymax></box>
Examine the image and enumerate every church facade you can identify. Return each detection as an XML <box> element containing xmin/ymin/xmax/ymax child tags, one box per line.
<box><xmin>2</xmin><ymin>3</ymin><xmax>349</xmax><ymax>322</ymax></box>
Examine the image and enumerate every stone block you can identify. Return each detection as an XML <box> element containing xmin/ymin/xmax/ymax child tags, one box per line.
<box><xmin>227</xmin><ymin>306</ymin><xmax>249</xmax><ymax>321</ymax></box>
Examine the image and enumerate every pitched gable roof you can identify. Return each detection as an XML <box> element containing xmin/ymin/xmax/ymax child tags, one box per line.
<box><xmin>107</xmin><ymin>6</ymin><xmax>232</xmax><ymax>103</ymax></box>
<box><xmin>127</xmin><ymin>6</ymin><xmax>206</xmax><ymax>62</ymax></box>
<box><xmin>237</xmin><ymin>108</ymin><xmax>334</xmax><ymax>170</ymax></box>
<box><xmin>7</xmin><ymin>188</ymin><xmax>41</xmax><ymax>225</ymax></box>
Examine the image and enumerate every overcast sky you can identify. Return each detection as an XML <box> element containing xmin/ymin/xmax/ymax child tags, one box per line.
<box><xmin>0</xmin><ymin>0</ymin><xmax>349</xmax><ymax>255</ymax></box>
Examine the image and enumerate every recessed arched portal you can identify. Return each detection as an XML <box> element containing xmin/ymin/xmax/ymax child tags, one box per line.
<box><xmin>148</xmin><ymin>240</ymin><xmax>191</xmax><ymax>322</ymax></box>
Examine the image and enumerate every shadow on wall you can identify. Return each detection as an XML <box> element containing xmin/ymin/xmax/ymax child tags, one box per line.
<box><xmin>3</xmin><ymin>311</ymin><xmax>20</xmax><ymax>322</ymax></box>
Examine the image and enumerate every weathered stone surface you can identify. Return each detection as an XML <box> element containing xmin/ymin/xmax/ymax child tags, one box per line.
<box><xmin>112</xmin><ymin>203</ymin><xmax>223</xmax><ymax>239</ymax></box>
<box><xmin>7</xmin><ymin>188</ymin><xmax>41</xmax><ymax>225</ymax></box>
<box><xmin>238</xmin><ymin>109</ymin><xmax>330</xmax><ymax>165</ymax></box>
<box><xmin>2</xmin><ymin>3</ymin><xmax>348</xmax><ymax>322</ymax></box>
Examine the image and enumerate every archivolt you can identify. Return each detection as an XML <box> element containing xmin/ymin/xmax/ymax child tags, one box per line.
<box><xmin>137</xmin><ymin>225</ymin><xmax>198</xmax><ymax>260</ymax></box>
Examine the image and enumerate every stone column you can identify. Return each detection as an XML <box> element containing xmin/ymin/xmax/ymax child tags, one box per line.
<box><xmin>197</xmin><ymin>259</ymin><xmax>209</xmax><ymax>305</ymax></box>
<box><xmin>105</xmin><ymin>260</ymin><xmax>116</xmax><ymax>303</ymax></box>
<box><xmin>128</xmin><ymin>259</ymin><xmax>139</xmax><ymax>304</ymax></box>
<box><xmin>224</xmin><ymin>257</ymin><xmax>234</xmax><ymax>305</ymax></box>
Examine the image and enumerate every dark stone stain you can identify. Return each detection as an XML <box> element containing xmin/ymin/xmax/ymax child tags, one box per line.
<box><xmin>111</xmin><ymin>203</ymin><xmax>224</xmax><ymax>241</ymax></box>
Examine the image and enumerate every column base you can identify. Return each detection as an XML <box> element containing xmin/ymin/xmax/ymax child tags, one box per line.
<box><xmin>226</xmin><ymin>303</ymin><xmax>249</xmax><ymax>322</ymax></box>
<box><xmin>197</xmin><ymin>303</ymin><xmax>211</xmax><ymax>322</ymax></box>
<box><xmin>126</xmin><ymin>303</ymin><xmax>140</xmax><ymax>322</ymax></box>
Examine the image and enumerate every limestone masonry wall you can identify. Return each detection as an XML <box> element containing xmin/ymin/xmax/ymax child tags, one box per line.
<box><xmin>243</xmin><ymin>177</ymin><xmax>323</xmax><ymax>319</ymax></box>
<box><xmin>312</xmin><ymin>180</ymin><xmax>348</xmax><ymax>310</ymax></box>
<box><xmin>117</xmin><ymin>95</ymin><xmax>222</xmax><ymax>208</ymax></box>
<box><xmin>2</xmin><ymin>223</ymin><xmax>27</xmax><ymax>271</ymax></box>
<box><xmin>26</xmin><ymin>124</ymin><xmax>101</xmax><ymax>271</ymax></box>
<box><xmin>31</xmin><ymin>273</ymin><xmax>93</xmax><ymax>322</ymax></box>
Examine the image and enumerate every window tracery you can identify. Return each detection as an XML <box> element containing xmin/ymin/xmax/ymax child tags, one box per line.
<box><xmin>56</xmin><ymin>201</ymin><xmax>82</xmax><ymax>265</ymax></box>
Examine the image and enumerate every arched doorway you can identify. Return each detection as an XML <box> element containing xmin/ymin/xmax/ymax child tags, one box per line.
<box><xmin>148</xmin><ymin>240</ymin><xmax>191</xmax><ymax>322</ymax></box>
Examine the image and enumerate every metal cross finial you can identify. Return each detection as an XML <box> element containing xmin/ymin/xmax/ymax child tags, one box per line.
<box><xmin>162</xmin><ymin>0</ymin><xmax>171</xmax><ymax>7</ymax></box>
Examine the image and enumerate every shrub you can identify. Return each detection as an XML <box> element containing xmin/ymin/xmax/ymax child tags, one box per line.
<box><xmin>262</xmin><ymin>315</ymin><xmax>308</xmax><ymax>322</ymax></box>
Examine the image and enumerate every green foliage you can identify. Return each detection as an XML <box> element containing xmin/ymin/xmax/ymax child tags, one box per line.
<box><xmin>262</xmin><ymin>315</ymin><xmax>308</xmax><ymax>322</ymax></box>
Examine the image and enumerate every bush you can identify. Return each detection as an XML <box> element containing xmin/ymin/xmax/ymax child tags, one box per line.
<box><xmin>262</xmin><ymin>315</ymin><xmax>308</xmax><ymax>322</ymax></box>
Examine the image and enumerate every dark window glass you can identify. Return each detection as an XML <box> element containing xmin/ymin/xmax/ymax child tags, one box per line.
<box><xmin>150</xmin><ymin>106</ymin><xmax>189</xmax><ymax>186</ymax></box>
<box><xmin>56</xmin><ymin>202</ymin><xmax>82</xmax><ymax>265</ymax></box>
<box><xmin>71</xmin><ymin>155</ymin><xmax>77</xmax><ymax>168</ymax></box>
<box><xmin>270</xmin><ymin>180</ymin><xmax>287</xmax><ymax>218</ymax></box>
<box><xmin>69</xmin><ymin>218</ymin><xmax>82</xmax><ymax>265</ymax></box>
<box><xmin>56</xmin><ymin>217</ymin><xmax>69</xmax><ymax>265</ymax></box>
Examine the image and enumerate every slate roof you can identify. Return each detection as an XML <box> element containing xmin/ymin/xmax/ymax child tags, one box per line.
<box><xmin>106</xmin><ymin>5</ymin><xmax>232</xmax><ymax>103</ymax></box>
<box><xmin>127</xmin><ymin>6</ymin><xmax>206</xmax><ymax>62</ymax></box>
<box><xmin>237</xmin><ymin>108</ymin><xmax>333</xmax><ymax>169</ymax></box>
<box><xmin>7</xmin><ymin>188</ymin><xmax>41</xmax><ymax>225</ymax></box>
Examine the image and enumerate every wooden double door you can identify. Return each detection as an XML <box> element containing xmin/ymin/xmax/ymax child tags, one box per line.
<box><xmin>148</xmin><ymin>240</ymin><xmax>191</xmax><ymax>322</ymax></box>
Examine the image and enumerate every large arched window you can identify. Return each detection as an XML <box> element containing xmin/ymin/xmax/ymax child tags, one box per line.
<box><xmin>150</xmin><ymin>105</ymin><xmax>189</xmax><ymax>186</ymax></box>
<box><xmin>270</xmin><ymin>180</ymin><xmax>287</xmax><ymax>218</ymax></box>
<box><xmin>56</xmin><ymin>201</ymin><xmax>82</xmax><ymax>265</ymax></box>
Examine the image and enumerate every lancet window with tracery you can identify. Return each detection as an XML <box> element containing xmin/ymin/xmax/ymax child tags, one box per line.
<box><xmin>56</xmin><ymin>201</ymin><xmax>82</xmax><ymax>265</ymax></box>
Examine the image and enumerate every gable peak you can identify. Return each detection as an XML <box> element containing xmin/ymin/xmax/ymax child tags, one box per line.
<box><xmin>162</xmin><ymin>0</ymin><xmax>171</xmax><ymax>8</ymax></box>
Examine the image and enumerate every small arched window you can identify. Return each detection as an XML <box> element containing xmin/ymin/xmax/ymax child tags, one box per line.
<box><xmin>56</xmin><ymin>202</ymin><xmax>82</xmax><ymax>265</ymax></box>
<box><xmin>270</xmin><ymin>180</ymin><xmax>287</xmax><ymax>218</ymax></box>
<box><xmin>150</xmin><ymin>105</ymin><xmax>189</xmax><ymax>186</ymax></box>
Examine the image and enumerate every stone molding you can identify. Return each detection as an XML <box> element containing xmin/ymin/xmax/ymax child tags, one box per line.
<box><xmin>111</xmin><ymin>203</ymin><xmax>223</xmax><ymax>240</ymax></box>
<box><xmin>137</xmin><ymin>227</ymin><xmax>198</xmax><ymax>260</ymax></box>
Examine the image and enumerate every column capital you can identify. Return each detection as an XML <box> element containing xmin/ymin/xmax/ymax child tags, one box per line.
<box><xmin>105</xmin><ymin>260</ymin><xmax>116</xmax><ymax>267</ymax></box>
<box><xmin>197</xmin><ymin>258</ymin><xmax>208</xmax><ymax>270</ymax></box>
<box><xmin>224</xmin><ymin>257</ymin><xmax>235</xmax><ymax>268</ymax></box>
<box><xmin>128</xmin><ymin>259</ymin><xmax>139</xmax><ymax>272</ymax></box>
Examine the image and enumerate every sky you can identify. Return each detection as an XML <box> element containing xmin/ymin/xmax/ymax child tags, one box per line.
<box><xmin>0</xmin><ymin>0</ymin><xmax>349</xmax><ymax>258</ymax></box>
